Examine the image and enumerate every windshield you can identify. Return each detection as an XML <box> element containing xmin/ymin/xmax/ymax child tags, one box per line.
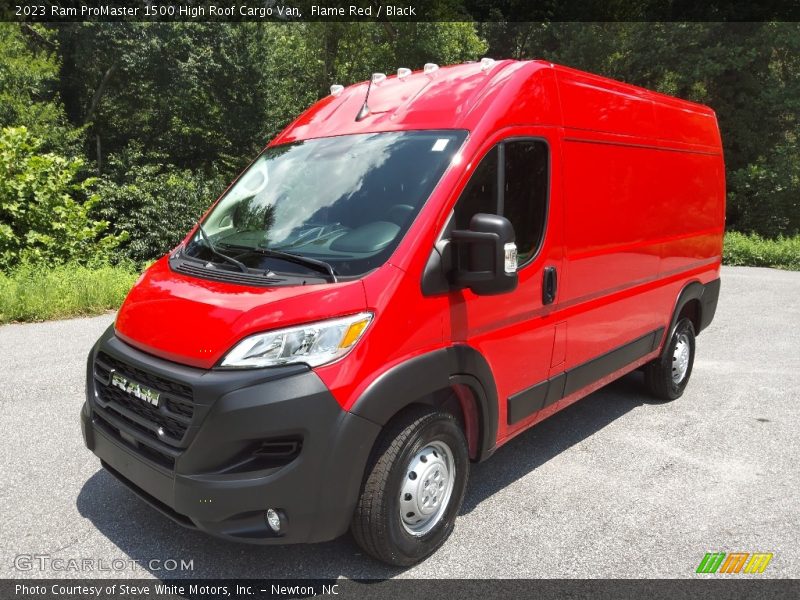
<box><xmin>183</xmin><ymin>130</ymin><xmax>467</xmax><ymax>279</ymax></box>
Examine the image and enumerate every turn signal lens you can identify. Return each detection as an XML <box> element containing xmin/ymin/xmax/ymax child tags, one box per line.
<box><xmin>340</xmin><ymin>319</ymin><xmax>370</xmax><ymax>348</ymax></box>
<box><xmin>504</xmin><ymin>242</ymin><xmax>518</xmax><ymax>273</ymax></box>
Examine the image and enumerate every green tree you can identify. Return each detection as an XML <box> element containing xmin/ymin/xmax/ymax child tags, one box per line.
<box><xmin>93</xmin><ymin>145</ymin><xmax>226</xmax><ymax>265</ymax></box>
<box><xmin>56</xmin><ymin>23</ymin><xmax>275</xmax><ymax>173</ymax></box>
<box><xmin>0</xmin><ymin>23</ymin><xmax>80</xmax><ymax>153</ymax></box>
<box><xmin>0</xmin><ymin>126</ymin><xmax>124</xmax><ymax>270</ymax></box>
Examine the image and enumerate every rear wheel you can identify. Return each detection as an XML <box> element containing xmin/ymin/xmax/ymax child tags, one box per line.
<box><xmin>351</xmin><ymin>407</ymin><xmax>469</xmax><ymax>566</ymax></box>
<box><xmin>645</xmin><ymin>318</ymin><xmax>696</xmax><ymax>401</ymax></box>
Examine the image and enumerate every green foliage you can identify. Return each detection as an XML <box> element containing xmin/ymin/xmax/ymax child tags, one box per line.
<box><xmin>0</xmin><ymin>24</ymin><xmax>80</xmax><ymax>153</ymax></box>
<box><xmin>0</xmin><ymin>126</ymin><xmax>124</xmax><ymax>270</ymax></box>
<box><xmin>723</xmin><ymin>231</ymin><xmax>800</xmax><ymax>270</ymax></box>
<box><xmin>57</xmin><ymin>23</ymin><xmax>286</xmax><ymax>172</ymax></box>
<box><xmin>728</xmin><ymin>141</ymin><xmax>800</xmax><ymax>237</ymax></box>
<box><xmin>0</xmin><ymin>261</ymin><xmax>138</xmax><ymax>323</ymax></box>
<box><xmin>94</xmin><ymin>148</ymin><xmax>227</xmax><ymax>265</ymax></box>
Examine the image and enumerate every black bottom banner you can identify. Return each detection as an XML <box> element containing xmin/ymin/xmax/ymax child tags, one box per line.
<box><xmin>3</xmin><ymin>579</ymin><xmax>799</xmax><ymax>600</ymax></box>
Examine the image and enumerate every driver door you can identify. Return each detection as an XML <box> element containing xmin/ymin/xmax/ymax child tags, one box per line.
<box><xmin>444</xmin><ymin>127</ymin><xmax>564</xmax><ymax>442</ymax></box>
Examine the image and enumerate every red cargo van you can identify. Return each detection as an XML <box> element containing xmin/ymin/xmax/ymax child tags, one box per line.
<box><xmin>81</xmin><ymin>59</ymin><xmax>724</xmax><ymax>566</ymax></box>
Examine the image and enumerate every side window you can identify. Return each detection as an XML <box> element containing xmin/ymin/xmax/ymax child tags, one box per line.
<box><xmin>503</xmin><ymin>141</ymin><xmax>548</xmax><ymax>262</ymax></box>
<box><xmin>453</xmin><ymin>147</ymin><xmax>497</xmax><ymax>230</ymax></box>
<box><xmin>452</xmin><ymin>140</ymin><xmax>549</xmax><ymax>264</ymax></box>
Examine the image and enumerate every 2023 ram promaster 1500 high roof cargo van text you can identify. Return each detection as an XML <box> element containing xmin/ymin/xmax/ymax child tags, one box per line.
<box><xmin>81</xmin><ymin>59</ymin><xmax>724</xmax><ymax>566</ymax></box>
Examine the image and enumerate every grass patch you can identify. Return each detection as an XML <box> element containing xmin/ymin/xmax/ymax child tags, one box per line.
<box><xmin>0</xmin><ymin>263</ymin><xmax>139</xmax><ymax>324</ymax></box>
<box><xmin>723</xmin><ymin>232</ymin><xmax>800</xmax><ymax>270</ymax></box>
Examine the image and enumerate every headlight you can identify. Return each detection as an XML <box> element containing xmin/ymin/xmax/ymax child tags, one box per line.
<box><xmin>220</xmin><ymin>312</ymin><xmax>373</xmax><ymax>369</ymax></box>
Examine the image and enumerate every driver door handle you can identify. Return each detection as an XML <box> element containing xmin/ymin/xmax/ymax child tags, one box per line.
<box><xmin>543</xmin><ymin>266</ymin><xmax>557</xmax><ymax>305</ymax></box>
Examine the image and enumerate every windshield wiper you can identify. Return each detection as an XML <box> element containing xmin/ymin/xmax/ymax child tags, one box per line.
<box><xmin>197</xmin><ymin>225</ymin><xmax>249</xmax><ymax>273</ymax></box>
<box><xmin>220</xmin><ymin>243</ymin><xmax>338</xmax><ymax>283</ymax></box>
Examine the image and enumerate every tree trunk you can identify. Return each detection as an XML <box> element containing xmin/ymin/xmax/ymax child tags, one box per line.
<box><xmin>84</xmin><ymin>64</ymin><xmax>117</xmax><ymax>125</ymax></box>
<box><xmin>96</xmin><ymin>134</ymin><xmax>102</xmax><ymax>175</ymax></box>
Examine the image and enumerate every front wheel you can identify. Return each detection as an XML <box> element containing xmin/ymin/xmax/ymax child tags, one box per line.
<box><xmin>644</xmin><ymin>318</ymin><xmax>696</xmax><ymax>401</ymax></box>
<box><xmin>351</xmin><ymin>407</ymin><xmax>469</xmax><ymax>566</ymax></box>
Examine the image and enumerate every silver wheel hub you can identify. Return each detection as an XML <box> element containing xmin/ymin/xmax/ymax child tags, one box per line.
<box><xmin>399</xmin><ymin>441</ymin><xmax>455</xmax><ymax>536</ymax></box>
<box><xmin>672</xmin><ymin>334</ymin><xmax>691</xmax><ymax>384</ymax></box>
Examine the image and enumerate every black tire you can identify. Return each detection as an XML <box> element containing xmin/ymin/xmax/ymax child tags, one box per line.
<box><xmin>351</xmin><ymin>406</ymin><xmax>469</xmax><ymax>567</ymax></box>
<box><xmin>645</xmin><ymin>318</ymin><xmax>696</xmax><ymax>401</ymax></box>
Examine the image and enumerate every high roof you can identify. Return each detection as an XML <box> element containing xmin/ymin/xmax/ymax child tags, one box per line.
<box><xmin>271</xmin><ymin>59</ymin><xmax>540</xmax><ymax>143</ymax></box>
<box><xmin>271</xmin><ymin>59</ymin><xmax>720</xmax><ymax>151</ymax></box>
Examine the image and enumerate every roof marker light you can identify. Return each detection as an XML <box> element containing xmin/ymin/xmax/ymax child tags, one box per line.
<box><xmin>397</xmin><ymin>67</ymin><xmax>411</xmax><ymax>80</ymax></box>
<box><xmin>330</xmin><ymin>84</ymin><xmax>343</xmax><ymax>97</ymax></box>
<box><xmin>423</xmin><ymin>62</ymin><xmax>439</xmax><ymax>75</ymax></box>
<box><xmin>480</xmin><ymin>57</ymin><xmax>496</xmax><ymax>71</ymax></box>
<box><xmin>371</xmin><ymin>72</ymin><xmax>387</xmax><ymax>85</ymax></box>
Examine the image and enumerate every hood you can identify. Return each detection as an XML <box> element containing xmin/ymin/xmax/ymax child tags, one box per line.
<box><xmin>115</xmin><ymin>257</ymin><xmax>368</xmax><ymax>369</ymax></box>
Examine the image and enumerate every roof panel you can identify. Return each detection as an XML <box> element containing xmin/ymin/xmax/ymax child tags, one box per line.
<box><xmin>271</xmin><ymin>60</ymin><xmax>719</xmax><ymax>151</ymax></box>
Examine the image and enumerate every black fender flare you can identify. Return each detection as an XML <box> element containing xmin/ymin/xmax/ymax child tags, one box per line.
<box><xmin>664</xmin><ymin>278</ymin><xmax>721</xmax><ymax>349</ymax></box>
<box><xmin>349</xmin><ymin>345</ymin><xmax>499</xmax><ymax>461</ymax></box>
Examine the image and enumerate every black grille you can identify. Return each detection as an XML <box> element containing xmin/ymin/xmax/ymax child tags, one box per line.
<box><xmin>98</xmin><ymin>352</ymin><xmax>192</xmax><ymax>398</ymax></box>
<box><xmin>172</xmin><ymin>260</ymin><xmax>283</xmax><ymax>287</ymax></box>
<box><xmin>94</xmin><ymin>413</ymin><xmax>177</xmax><ymax>469</ymax></box>
<box><xmin>94</xmin><ymin>352</ymin><xmax>194</xmax><ymax>447</ymax></box>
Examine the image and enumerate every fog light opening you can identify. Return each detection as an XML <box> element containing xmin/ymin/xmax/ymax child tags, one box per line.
<box><xmin>266</xmin><ymin>508</ymin><xmax>282</xmax><ymax>533</ymax></box>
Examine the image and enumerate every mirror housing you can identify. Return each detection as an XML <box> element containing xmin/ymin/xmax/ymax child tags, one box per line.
<box><xmin>450</xmin><ymin>213</ymin><xmax>518</xmax><ymax>295</ymax></box>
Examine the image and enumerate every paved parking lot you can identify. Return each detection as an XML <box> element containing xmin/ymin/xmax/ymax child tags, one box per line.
<box><xmin>1</xmin><ymin>266</ymin><xmax>798</xmax><ymax>579</ymax></box>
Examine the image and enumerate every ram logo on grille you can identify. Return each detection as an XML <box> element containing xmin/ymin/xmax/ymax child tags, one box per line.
<box><xmin>110</xmin><ymin>371</ymin><xmax>161</xmax><ymax>406</ymax></box>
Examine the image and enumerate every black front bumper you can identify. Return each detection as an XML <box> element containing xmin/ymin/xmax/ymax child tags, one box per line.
<box><xmin>81</xmin><ymin>325</ymin><xmax>381</xmax><ymax>544</ymax></box>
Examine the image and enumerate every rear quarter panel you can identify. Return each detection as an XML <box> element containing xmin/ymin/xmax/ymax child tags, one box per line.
<box><xmin>556</xmin><ymin>66</ymin><xmax>724</xmax><ymax>374</ymax></box>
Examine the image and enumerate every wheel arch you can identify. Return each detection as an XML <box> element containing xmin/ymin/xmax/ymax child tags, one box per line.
<box><xmin>664</xmin><ymin>277</ymin><xmax>721</xmax><ymax>348</ymax></box>
<box><xmin>349</xmin><ymin>346</ymin><xmax>499</xmax><ymax>462</ymax></box>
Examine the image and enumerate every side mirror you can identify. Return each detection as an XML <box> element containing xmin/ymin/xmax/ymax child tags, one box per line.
<box><xmin>450</xmin><ymin>213</ymin><xmax>518</xmax><ymax>295</ymax></box>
